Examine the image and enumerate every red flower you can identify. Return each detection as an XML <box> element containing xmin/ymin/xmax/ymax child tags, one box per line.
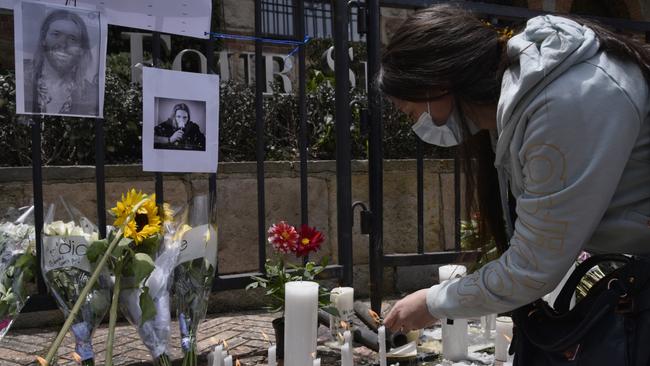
<box><xmin>294</xmin><ymin>224</ymin><xmax>324</xmax><ymax>257</ymax></box>
<box><xmin>267</xmin><ymin>221</ymin><xmax>299</xmax><ymax>254</ymax></box>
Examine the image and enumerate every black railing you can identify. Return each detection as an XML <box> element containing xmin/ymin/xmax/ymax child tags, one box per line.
<box><xmin>20</xmin><ymin>0</ymin><xmax>354</xmax><ymax>312</ymax></box>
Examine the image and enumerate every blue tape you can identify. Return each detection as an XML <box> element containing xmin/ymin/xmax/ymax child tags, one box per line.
<box><xmin>205</xmin><ymin>32</ymin><xmax>312</xmax><ymax>60</ymax></box>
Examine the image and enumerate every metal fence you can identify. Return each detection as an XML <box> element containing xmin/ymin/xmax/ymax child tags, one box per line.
<box><xmin>22</xmin><ymin>0</ymin><xmax>354</xmax><ymax>312</ymax></box>
<box><xmin>19</xmin><ymin>0</ymin><xmax>650</xmax><ymax>315</ymax></box>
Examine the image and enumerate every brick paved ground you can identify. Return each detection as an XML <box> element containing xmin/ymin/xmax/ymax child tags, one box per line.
<box><xmin>0</xmin><ymin>305</ymin><xmax>385</xmax><ymax>366</ymax></box>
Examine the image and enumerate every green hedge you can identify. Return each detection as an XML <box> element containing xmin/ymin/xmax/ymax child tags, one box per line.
<box><xmin>0</xmin><ymin>51</ymin><xmax>449</xmax><ymax>167</ymax></box>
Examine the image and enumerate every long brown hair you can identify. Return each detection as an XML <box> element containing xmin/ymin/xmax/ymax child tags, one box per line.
<box><xmin>378</xmin><ymin>4</ymin><xmax>650</xmax><ymax>256</ymax></box>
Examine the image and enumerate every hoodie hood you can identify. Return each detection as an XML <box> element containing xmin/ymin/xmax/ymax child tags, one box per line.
<box><xmin>495</xmin><ymin>15</ymin><xmax>600</xmax><ymax>169</ymax></box>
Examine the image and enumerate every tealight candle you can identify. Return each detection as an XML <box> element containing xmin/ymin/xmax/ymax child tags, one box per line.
<box><xmin>495</xmin><ymin>317</ymin><xmax>513</xmax><ymax>362</ymax></box>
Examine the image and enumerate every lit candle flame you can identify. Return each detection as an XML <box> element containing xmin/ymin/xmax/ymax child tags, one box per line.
<box><xmin>311</xmin><ymin>352</ymin><xmax>317</xmax><ymax>358</ymax></box>
<box><xmin>261</xmin><ymin>331</ymin><xmax>271</xmax><ymax>345</ymax></box>
<box><xmin>223</xmin><ymin>340</ymin><xmax>229</xmax><ymax>349</ymax></box>
<box><xmin>235</xmin><ymin>359</ymin><xmax>241</xmax><ymax>366</ymax></box>
<box><xmin>35</xmin><ymin>357</ymin><xmax>49</xmax><ymax>366</ymax></box>
<box><xmin>71</xmin><ymin>352</ymin><xmax>82</xmax><ymax>364</ymax></box>
<box><xmin>368</xmin><ymin>309</ymin><xmax>382</xmax><ymax>325</ymax></box>
<box><xmin>340</xmin><ymin>320</ymin><xmax>350</xmax><ymax>330</ymax></box>
<box><xmin>204</xmin><ymin>228</ymin><xmax>211</xmax><ymax>243</ymax></box>
<box><xmin>337</xmin><ymin>332</ymin><xmax>345</xmax><ymax>343</ymax></box>
<box><xmin>504</xmin><ymin>334</ymin><xmax>512</xmax><ymax>342</ymax></box>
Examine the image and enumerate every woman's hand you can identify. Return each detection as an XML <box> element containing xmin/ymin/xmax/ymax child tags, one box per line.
<box><xmin>170</xmin><ymin>129</ymin><xmax>184</xmax><ymax>143</ymax></box>
<box><xmin>384</xmin><ymin>289</ymin><xmax>438</xmax><ymax>333</ymax></box>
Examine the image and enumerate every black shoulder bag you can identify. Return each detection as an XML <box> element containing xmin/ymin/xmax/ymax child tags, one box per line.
<box><xmin>511</xmin><ymin>253</ymin><xmax>650</xmax><ymax>365</ymax></box>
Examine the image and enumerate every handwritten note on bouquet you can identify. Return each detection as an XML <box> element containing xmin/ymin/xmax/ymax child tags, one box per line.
<box><xmin>43</xmin><ymin>236</ymin><xmax>92</xmax><ymax>273</ymax></box>
<box><xmin>178</xmin><ymin>224</ymin><xmax>217</xmax><ymax>267</ymax></box>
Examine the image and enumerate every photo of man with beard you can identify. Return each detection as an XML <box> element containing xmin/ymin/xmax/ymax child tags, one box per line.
<box><xmin>17</xmin><ymin>4</ymin><xmax>101</xmax><ymax>117</ymax></box>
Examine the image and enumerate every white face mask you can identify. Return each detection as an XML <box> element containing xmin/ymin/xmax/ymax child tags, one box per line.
<box><xmin>411</xmin><ymin>102</ymin><xmax>479</xmax><ymax>147</ymax></box>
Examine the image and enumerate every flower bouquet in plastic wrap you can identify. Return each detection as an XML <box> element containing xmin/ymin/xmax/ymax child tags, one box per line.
<box><xmin>91</xmin><ymin>190</ymin><xmax>179</xmax><ymax>366</ymax></box>
<box><xmin>41</xmin><ymin>199</ymin><xmax>110</xmax><ymax>366</ymax></box>
<box><xmin>39</xmin><ymin>190</ymin><xmax>179</xmax><ymax>366</ymax></box>
<box><xmin>172</xmin><ymin>194</ymin><xmax>218</xmax><ymax>366</ymax></box>
<box><xmin>0</xmin><ymin>206</ymin><xmax>36</xmax><ymax>339</ymax></box>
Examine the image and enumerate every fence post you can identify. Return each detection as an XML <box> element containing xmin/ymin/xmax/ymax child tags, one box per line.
<box><xmin>366</xmin><ymin>0</ymin><xmax>383</xmax><ymax>313</ymax></box>
<box><xmin>334</xmin><ymin>0</ymin><xmax>353</xmax><ymax>286</ymax></box>
<box><xmin>254</xmin><ymin>0</ymin><xmax>267</xmax><ymax>275</ymax></box>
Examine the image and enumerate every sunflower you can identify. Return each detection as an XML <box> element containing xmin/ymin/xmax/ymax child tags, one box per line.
<box><xmin>111</xmin><ymin>190</ymin><xmax>162</xmax><ymax>245</ymax></box>
<box><xmin>111</xmin><ymin>189</ymin><xmax>145</xmax><ymax>227</ymax></box>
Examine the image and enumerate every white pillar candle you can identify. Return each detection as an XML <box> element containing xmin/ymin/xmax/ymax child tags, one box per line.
<box><xmin>442</xmin><ymin>318</ymin><xmax>468</xmax><ymax>361</ymax></box>
<box><xmin>343</xmin><ymin>330</ymin><xmax>352</xmax><ymax>345</ymax></box>
<box><xmin>284</xmin><ymin>281</ymin><xmax>319</xmax><ymax>366</ymax></box>
<box><xmin>331</xmin><ymin>287</ymin><xmax>355</xmax><ymax>323</ymax></box>
<box><xmin>268</xmin><ymin>345</ymin><xmax>276</xmax><ymax>366</ymax></box>
<box><xmin>341</xmin><ymin>342</ymin><xmax>353</xmax><ymax>366</ymax></box>
<box><xmin>495</xmin><ymin>317</ymin><xmax>513</xmax><ymax>362</ymax></box>
<box><xmin>378</xmin><ymin>325</ymin><xmax>387</xmax><ymax>366</ymax></box>
<box><xmin>481</xmin><ymin>314</ymin><xmax>496</xmax><ymax>339</ymax></box>
<box><xmin>438</xmin><ymin>265</ymin><xmax>467</xmax><ymax>283</ymax></box>
<box><xmin>211</xmin><ymin>345</ymin><xmax>224</xmax><ymax>366</ymax></box>
<box><xmin>313</xmin><ymin>358</ymin><xmax>321</xmax><ymax>366</ymax></box>
<box><xmin>224</xmin><ymin>355</ymin><xmax>233</xmax><ymax>366</ymax></box>
<box><xmin>439</xmin><ymin>265</ymin><xmax>468</xmax><ymax>362</ymax></box>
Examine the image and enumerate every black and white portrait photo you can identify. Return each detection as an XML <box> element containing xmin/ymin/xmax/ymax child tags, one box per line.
<box><xmin>153</xmin><ymin>98</ymin><xmax>207</xmax><ymax>152</ymax></box>
<box><xmin>14</xmin><ymin>1</ymin><xmax>106</xmax><ymax>117</ymax></box>
<box><xmin>142</xmin><ymin>68</ymin><xmax>219</xmax><ymax>173</ymax></box>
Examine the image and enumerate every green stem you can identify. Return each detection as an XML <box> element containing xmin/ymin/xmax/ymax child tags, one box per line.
<box><xmin>155</xmin><ymin>353</ymin><xmax>172</xmax><ymax>366</ymax></box>
<box><xmin>42</xmin><ymin>228</ymin><xmax>124</xmax><ymax>365</ymax></box>
<box><xmin>105</xmin><ymin>260</ymin><xmax>123</xmax><ymax>366</ymax></box>
<box><xmin>182</xmin><ymin>342</ymin><xmax>197</xmax><ymax>366</ymax></box>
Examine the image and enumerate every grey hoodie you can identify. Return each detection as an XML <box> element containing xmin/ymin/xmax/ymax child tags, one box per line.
<box><xmin>426</xmin><ymin>15</ymin><xmax>650</xmax><ymax>319</ymax></box>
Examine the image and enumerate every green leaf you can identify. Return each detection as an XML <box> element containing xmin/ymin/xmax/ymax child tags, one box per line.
<box><xmin>139</xmin><ymin>286</ymin><xmax>157</xmax><ymax>325</ymax></box>
<box><xmin>138</xmin><ymin>234</ymin><xmax>162</xmax><ymax>256</ymax></box>
<box><xmin>86</xmin><ymin>239</ymin><xmax>108</xmax><ymax>263</ymax></box>
<box><xmin>245</xmin><ymin>282</ymin><xmax>259</xmax><ymax>290</ymax></box>
<box><xmin>112</xmin><ymin>237</ymin><xmax>133</xmax><ymax>258</ymax></box>
<box><xmin>14</xmin><ymin>252</ymin><xmax>34</xmax><ymax>269</ymax></box>
<box><xmin>133</xmin><ymin>253</ymin><xmax>155</xmax><ymax>284</ymax></box>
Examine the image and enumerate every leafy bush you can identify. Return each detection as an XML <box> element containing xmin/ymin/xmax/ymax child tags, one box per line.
<box><xmin>0</xmin><ymin>52</ymin><xmax>449</xmax><ymax>167</ymax></box>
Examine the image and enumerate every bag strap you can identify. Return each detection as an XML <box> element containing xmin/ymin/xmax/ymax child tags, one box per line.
<box><xmin>514</xmin><ymin>281</ymin><xmax>627</xmax><ymax>352</ymax></box>
<box><xmin>554</xmin><ymin>254</ymin><xmax>631</xmax><ymax>312</ymax></box>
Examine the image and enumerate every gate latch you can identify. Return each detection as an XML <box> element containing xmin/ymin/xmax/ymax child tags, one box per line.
<box><xmin>352</xmin><ymin>201</ymin><xmax>372</xmax><ymax>235</ymax></box>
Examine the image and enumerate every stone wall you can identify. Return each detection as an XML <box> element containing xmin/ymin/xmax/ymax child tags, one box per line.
<box><xmin>0</xmin><ymin>160</ymin><xmax>459</xmax><ymax>313</ymax></box>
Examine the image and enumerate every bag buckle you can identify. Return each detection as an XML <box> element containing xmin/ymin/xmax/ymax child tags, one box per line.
<box><xmin>607</xmin><ymin>278</ymin><xmax>628</xmax><ymax>298</ymax></box>
<box><xmin>563</xmin><ymin>344</ymin><xmax>581</xmax><ymax>361</ymax></box>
